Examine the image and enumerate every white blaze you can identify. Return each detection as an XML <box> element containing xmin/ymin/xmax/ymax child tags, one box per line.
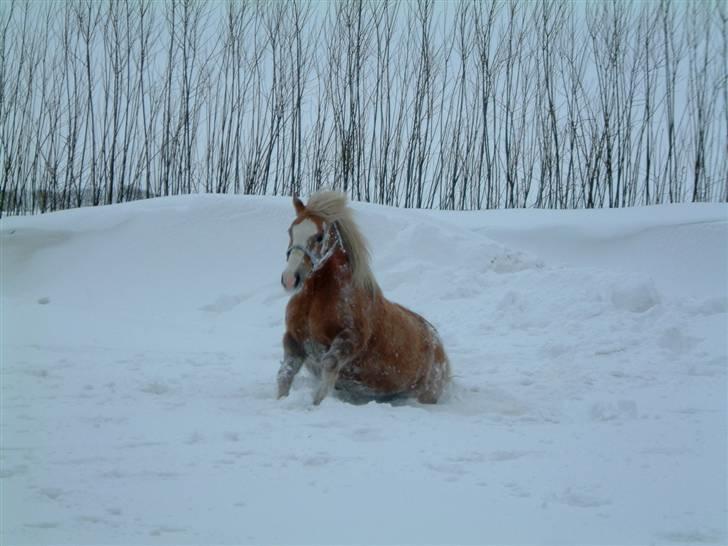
<box><xmin>282</xmin><ymin>218</ymin><xmax>318</xmax><ymax>291</ymax></box>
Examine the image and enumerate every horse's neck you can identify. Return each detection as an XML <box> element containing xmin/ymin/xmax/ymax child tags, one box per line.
<box><xmin>303</xmin><ymin>251</ymin><xmax>351</xmax><ymax>300</ymax></box>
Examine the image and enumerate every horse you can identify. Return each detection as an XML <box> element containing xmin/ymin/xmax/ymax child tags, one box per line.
<box><xmin>277</xmin><ymin>190</ymin><xmax>450</xmax><ymax>405</ymax></box>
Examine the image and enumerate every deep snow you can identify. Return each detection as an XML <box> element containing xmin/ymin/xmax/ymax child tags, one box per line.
<box><xmin>1</xmin><ymin>196</ymin><xmax>726</xmax><ymax>545</ymax></box>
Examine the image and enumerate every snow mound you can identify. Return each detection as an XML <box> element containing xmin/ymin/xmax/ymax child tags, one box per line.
<box><xmin>609</xmin><ymin>275</ymin><xmax>661</xmax><ymax>313</ymax></box>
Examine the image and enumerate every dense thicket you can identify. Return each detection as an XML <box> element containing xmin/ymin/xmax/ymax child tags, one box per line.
<box><xmin>1</xmin><ymin>0</ymin><xmax>726</xmax><ymax>216</ymax></box>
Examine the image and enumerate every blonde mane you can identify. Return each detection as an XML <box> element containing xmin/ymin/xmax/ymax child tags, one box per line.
<box><xmin>305</xmin><ymin>191</ymin><xmax>379</xmax><ymax>293</ymax></box>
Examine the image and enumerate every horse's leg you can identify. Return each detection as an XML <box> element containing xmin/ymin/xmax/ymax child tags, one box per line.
<box><xmin>277</xmin><ymin>332</ymin><xmax>305</xmax><ymax>399</ymax></box>
<box><xmin>313</xmin><ymin>332</ymin><xmax>355</xmax><ymax>405</ymax></box>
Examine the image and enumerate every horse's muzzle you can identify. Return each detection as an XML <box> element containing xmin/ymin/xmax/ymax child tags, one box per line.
<box><xmin>281</xmin><ymin>271</ymin><xmax>301</xmax><ymax>292</ymax></box>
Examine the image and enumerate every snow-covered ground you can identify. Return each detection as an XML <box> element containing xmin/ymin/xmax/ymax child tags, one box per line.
<box><xmin>1</xmin><ymin>195</ymin><xmax>726</xmax><ymax>545</ymax></box>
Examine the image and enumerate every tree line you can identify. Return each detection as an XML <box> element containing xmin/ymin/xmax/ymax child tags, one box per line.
<box><xmin>1</xmin><ymin>0</ymin><xmax>726</xmax><ymax>216</ymax></box>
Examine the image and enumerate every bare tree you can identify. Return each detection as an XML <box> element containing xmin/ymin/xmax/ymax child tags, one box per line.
<box><xmin>1</xmin><ymin>0</ymin><xmax>726</xmax><ymax>216</ymax></box>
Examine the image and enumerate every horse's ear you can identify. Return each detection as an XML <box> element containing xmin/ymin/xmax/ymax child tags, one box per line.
<box><xmin>293</xmin><ymin>195</ymin><xmax>305</xmax><ymax>215</ymax></box>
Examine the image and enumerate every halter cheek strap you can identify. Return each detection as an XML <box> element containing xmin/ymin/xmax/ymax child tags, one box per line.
<box><xmin>286</xmin><ymin>222</ymin><xmax>344</xmax><ymax>271</ymax></box>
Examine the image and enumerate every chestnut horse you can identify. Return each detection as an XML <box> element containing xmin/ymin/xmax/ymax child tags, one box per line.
<box><xmin>277</xmin><ymin>191</ymin><xmax>450</xmax><ymax>405</ymax></box>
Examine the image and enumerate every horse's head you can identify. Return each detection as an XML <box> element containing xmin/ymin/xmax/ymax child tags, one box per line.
<box><xmin>281</xmin><ymin>195</ymin><xmax>342</xmax><ymax>293</ymax></box>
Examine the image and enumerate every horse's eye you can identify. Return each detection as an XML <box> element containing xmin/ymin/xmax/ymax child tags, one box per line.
<box><xmin>316</xmin><ymin>234</ymin><xmax>324</xmax><ymax>243</ymax></box>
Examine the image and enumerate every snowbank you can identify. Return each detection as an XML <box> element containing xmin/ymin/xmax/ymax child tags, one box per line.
<box><xmin>2</xmin><ymin>196</ymin><xmax>726</xmax><ymax>544</ymax></box>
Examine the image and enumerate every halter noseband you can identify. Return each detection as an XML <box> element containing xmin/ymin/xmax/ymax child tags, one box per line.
<box><xmin>286</xmin><ymin>221</ymin><xmax>344</xmax><ymax>272</ymax></box>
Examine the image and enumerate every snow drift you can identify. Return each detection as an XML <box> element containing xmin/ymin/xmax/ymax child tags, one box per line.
<box><xmin>1</xmin><ymin>196</ymin><xmax>726</xmax><ymax>544</ymax></box>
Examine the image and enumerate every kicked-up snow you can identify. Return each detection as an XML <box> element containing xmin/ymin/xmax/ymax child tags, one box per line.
<box><xmin>1</xmin><ymin>196</ymin><xmax>726</xmax><ymax>545</ymax></box>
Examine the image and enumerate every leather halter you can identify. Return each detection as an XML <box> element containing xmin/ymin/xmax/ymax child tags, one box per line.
<box><xmin>286</xmin><ymin>221</ymin><xmax>344</xmax><ymax>272</ymax></box>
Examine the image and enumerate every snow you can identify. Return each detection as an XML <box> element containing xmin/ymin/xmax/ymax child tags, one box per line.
<box><xmin>1</xmin><ymin>195</ymin><xmax>726</xmax><ymax>545</ymax></box>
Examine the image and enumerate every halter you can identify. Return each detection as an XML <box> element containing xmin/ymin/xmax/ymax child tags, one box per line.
<box><xmin>286</xmin><ymin>221</ymin><xmax>344</xmax><ymax>272</ymax></box>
